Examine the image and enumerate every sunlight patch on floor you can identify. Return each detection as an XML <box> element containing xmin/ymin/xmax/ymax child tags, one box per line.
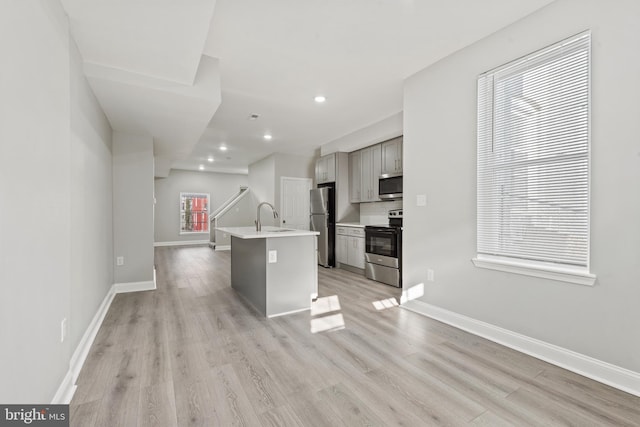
<box><xmin>310</xmin><ymin>313</ymin><xmax>345</xmax><ymax>334</ymax></box>
<box><xmin>400</xmin><ymin>282</ymin><xmax>424</xmax><ymax>304</ymax></box>
<box><xmin>372</xmin><ymin>297</ymin><xmax>399</xmax><ymax>311</ymax></box>
<box><xmin>310</xmin><ymin>295</ymin><xmax>345</xmax><ymax>333</ymax></box>
<box><xmin>311</xmin><ymin>294</ymin><xmax>341</xmax><ymax>316</ymax></box>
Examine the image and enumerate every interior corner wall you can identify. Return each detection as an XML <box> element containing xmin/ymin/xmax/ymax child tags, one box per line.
<box><xmin>153</xmin><ymin>169</ymin><xmax>248</xmax><ymax>243</ymax></box>
<box><xmin>112</xmin><ymin>132</ymin><xmax>154</xmax><ymax>284</ymax></box>
<box><xmin>248</xmin><ymin>155</ymin><xmax>277</xmax><ymax>227</ymax></box>
<box><xmin>69</xmin><ymin>39</ymin><xmax>114</xmax><ymax>353</ymax></box>
<box><xmin>403</xmin><ymin>0</ymin><xmax>640</xmax><ymax>373</ymax></box>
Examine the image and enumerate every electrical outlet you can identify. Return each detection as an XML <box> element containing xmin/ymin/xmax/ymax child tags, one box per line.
<box><xmin>116</xmin><ymin>256</ymin><xmax>124</xmax><ymax>266</ymax></box>
<box><xmin>60</xmin><ymin>318</ymin><xmax>67</xmax><ymax>343</ymax></box>
<box><xmin>427</xmin><ymin>269</ymin><xmax>435</xmax><ymax>282</ymax></box>
<box><xmin>268</xmin><ymin>250</ymin><xmax>277</xmax><ymax>263</ymax></box>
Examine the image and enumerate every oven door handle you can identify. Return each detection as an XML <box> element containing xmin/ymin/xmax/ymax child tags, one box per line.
<box><xmin>366</xmin><ymin>229</ymin><xmax>397</xmax><ymax>235</ymax></box>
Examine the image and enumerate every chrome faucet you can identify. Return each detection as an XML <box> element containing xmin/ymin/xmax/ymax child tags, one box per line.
<box><xmin>255</xmin><ymin>202</ymin><xmax>279</xmax><ymax>231</ymax></box>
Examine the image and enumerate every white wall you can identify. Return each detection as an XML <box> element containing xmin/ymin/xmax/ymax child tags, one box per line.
<box><xmin>154</xmin><ymin>169</ymin><xmax>248</xmax><ymax>243</ymax></box>
<box><xmin>0</xmin><ymin>0</ymin><xmax>113</xmax><ymax>402</ymax></box>
<box><xmin>112</xmin><ymin>132</ymin><xmax>154</xmax><ymax>284</ymax></box>
<box><xmin>403</xmin><ymin>0</ymin><xmax>640</xmax><ymax>375</ymax></box>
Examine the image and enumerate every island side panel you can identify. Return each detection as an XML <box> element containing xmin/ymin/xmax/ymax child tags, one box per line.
<box><xmin>230</xmin><ymin>235</ymin><xmax>267</xmax><ymax>316</ymax></box>
<box><xmin>265</xmin><ymin>235</ymin><xmax>317</xmax><ymax>317</ymax></box>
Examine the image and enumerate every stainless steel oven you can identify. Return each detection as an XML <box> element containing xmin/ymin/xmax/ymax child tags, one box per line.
<box><xmin>364</xmin><ymin>210</ymin><xmax>402</xmax><ymax>287</ymax></box>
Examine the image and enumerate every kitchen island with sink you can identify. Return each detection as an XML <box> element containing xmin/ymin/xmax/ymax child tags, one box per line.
<box><xmin>216</xmin><ymin>226</ymin><xmax>319</xmax><ymax>317</ymax></box>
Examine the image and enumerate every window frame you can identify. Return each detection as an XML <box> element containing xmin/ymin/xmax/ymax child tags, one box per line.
<box><xmin>179</xmin><ymin>192</ymin><xmax>210</xmax><ymax>235</ymax></box>
<box><xmin>472</xmin><ymin>32</ymin><xmax>596</xmax><ymax>286</ymax></box>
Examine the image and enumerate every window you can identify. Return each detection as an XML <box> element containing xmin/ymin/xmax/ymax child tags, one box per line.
<box><xmin>473</xmin><ymin>32</ymin><xmax>595</xmax><ymax>286</ymax></box>
<box><xmin>180</xmin><ymin>192</ymin><xmax>209</xmax><ymax>234</ymax></box>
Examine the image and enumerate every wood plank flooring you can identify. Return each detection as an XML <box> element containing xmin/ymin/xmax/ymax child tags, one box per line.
<box><xmin>70</xmin><ymin>246</ymin><xmax>640</xmax><ymax>426</ymax></box>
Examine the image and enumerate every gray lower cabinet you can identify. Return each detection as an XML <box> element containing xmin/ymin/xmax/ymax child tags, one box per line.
<box><xmin>336</xmin><ymin>226</ymin><xmax>365</xmax><ymax>270</ymax></box>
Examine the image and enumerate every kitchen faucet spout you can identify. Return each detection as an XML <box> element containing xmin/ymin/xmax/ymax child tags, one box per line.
<box><xmin>255</xmin><ymin>202</ymin><xmax>279</xmax><ymax>231</ymax></box>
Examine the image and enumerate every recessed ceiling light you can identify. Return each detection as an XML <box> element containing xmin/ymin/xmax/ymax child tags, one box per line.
<box><xmin>199</xmin><ymin>165</ymin><xmax>204</xmax><ymax>170</ymax></box>
<box><xmin>314</xmin><ymin>95</ymin><xmax>326</xmax><ymax>103</ymax></box>
<box><xmin>263</xmin><ymin>134</ymin><xmax>272</xmax><ymax>141</ymax></box>
<box><xmin>219</xmin><ymin>146</ymin><xmax>228</xmax><ymax>152</ymax></box>
<box><xmin>207</xmin><ymin>157</ymin><xmax>214</xmax><ymax>162</ymax></box>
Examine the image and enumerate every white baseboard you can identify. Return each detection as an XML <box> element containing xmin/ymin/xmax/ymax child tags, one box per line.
<box><xmin>113</xmin><ymin>279</ymin><xmax>156</xmax><ymax>293</ymax></box>
<box><xmin>215</xmin><ymin>245</ymin><xmax>230</xmax><ymax>251</ymax></box>
<box><xmin>51</xmin><ymin>285</ymin><xmax>116</xmax><ymax>404</ymax></box>
<box><xmin>51</xmin><ymin>370</ymin><xmax>76</xmax><ymax>405</ymax></box>
<box><xmin>401</xmin><ymin>299</ymin><xmax>640</xmax><ymax>397</ymax></box>
<box><xmin>52</xmin><ymin>272</ymin><xmax>158</xmax><ymax>404</ymax></box>
<box><xmin>154</xmin><ymin>240</ymin><xmax>209</xmax><ymax>247</ymax></box>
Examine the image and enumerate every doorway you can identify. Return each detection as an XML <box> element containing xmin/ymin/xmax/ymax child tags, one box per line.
<box><xmin>280</xmin><ymin>177</ymin><xmax>312</xmax><ymax>230</ymax></box>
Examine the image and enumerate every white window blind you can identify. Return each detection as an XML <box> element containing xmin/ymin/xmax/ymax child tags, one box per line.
<box><xmin>477</xmin><ymin>33</ymin><xmax>590</xmax><ymax>270</ymax></box>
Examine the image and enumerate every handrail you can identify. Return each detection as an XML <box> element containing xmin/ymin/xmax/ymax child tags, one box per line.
<box><xmin>209</xmin><ymin>186</ymin><xmax>248</xmax><ymax>222</ymax></box>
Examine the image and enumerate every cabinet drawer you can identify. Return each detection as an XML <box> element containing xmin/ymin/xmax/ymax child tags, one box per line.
<box><xmin>348</xmin><ymin>228</ymin><xmax>365</xmax><ymax>238</ymax></box>
<box><xmin>336</xmin><ymin>226</ymin><xmax>349</xmax><ymax>236</ymax></box>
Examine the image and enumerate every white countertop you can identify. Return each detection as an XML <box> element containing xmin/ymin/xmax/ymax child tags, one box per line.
<box><xmin>336</xmin><ymin>222</ymin><xmax>366</xmax><ymax>228</ymax></box>
<box><xmin>216</xmin><ymin>226</ymin><xmax>319</xmax><ymax>239</ymax></box>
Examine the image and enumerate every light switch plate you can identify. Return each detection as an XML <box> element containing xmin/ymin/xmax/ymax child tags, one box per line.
<box><xmin>268</xmin><ymin>250</ymin><xmax>277</xmax><ymax>263</ymax></box>
<box><xmin>417</xmin><ymin>195</ymin><xmax>427</xmax><ymax>207</ymax></box>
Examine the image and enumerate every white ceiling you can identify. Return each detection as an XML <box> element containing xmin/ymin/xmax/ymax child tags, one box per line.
<box><xmin>61</xmin><ymin>0</ymin><xmax>555</xmax><ymax>176</ymax></box>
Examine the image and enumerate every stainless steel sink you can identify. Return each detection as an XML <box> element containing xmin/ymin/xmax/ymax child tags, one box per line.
<box><xmin>265</xmin><ymin>228</ymin><xmax>294</xmax><ymax>233</ymax></box>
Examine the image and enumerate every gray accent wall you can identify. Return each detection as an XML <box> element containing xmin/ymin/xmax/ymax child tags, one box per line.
<box><xmin>0</xmin><ymin>1</ymin><xmax>113</xmax><ymax>402</ymax></box>
<box><xmin>153</xmin><ymin>169</ymin><xmax>248</xmax><ymax>243</ymax></box>
<box><xmin>112</xmin><ymin>132</ymin><xmax>154</xmax><ymax>284</ymax></box>
<box><xmin>402</xmin><ymin>0</ymin><xmax>640</xmax><ymax>373</ymax></box>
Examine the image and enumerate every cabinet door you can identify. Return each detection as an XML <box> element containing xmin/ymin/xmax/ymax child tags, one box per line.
<box><xmin>325</xmin><ymin>153</ymin><xmax>336</xmax><ymax>183</ymax></box>
<box><xmin>381</xmin><ymin>138</ymin><xmax>402</xmax><ymax>174</ymax></box>
<box><xmin>346</xmin><ymin>236</ymin><xmax>366</xmax><ymax>269</ymax></box>
<box><xmin>360</xmin><ymin>148</ymin><xmax>372</xmax><ymax>201</ymax></box>
<box><xmin>359</xmin><ymin>144</ymin><xmax>382</xmax><ymax>202</ymax></box>
<box><xmin>394</xmin><ymin>139</ymin><xmax>402</xmax><ymax>173</ymax></box>
<box><xmin>349</xmin><ymin>151</ymin><xmax>361</xmax><ymax>202</ymax></box>
<box><xmin>370</xmin><ymin>144</ymin><xmax>382</xmax><ymax>200</ymax></box>
<box><xmin>315</xmin><ymin>157</ymin><xmax>325</xmax><ymax>183</ymax></box>
<box><xmin>315</xmin><ymin>158</ymin><xmax>322</xmax><ymax>183</ymax></box>
<box><xmin>353</xmin><ymin>237</ymin><xmax>365</xmax><ymax>269</ymax></box>
<box><xmin>336</xmin><ymin>234</ymin><xmax>349</xmax><ymax>265</ymax></box>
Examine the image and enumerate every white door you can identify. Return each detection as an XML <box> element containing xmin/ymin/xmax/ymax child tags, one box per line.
<box><xmin>280</xmin><ymin>177</ymin><xmax>312</xmax><ymax>230</ymax></box>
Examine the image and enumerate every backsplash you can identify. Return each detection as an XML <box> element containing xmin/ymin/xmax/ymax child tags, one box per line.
<box><xmin>359</xmin><ymin>200</ymin><xmax>402</xmax><ymax>225</ymax></box>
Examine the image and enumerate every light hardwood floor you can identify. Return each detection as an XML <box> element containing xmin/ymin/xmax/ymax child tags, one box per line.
<box><xmin>70</xmin><ymin>246</ymin><xmax>640</xmax><ymax>426</ymax></box>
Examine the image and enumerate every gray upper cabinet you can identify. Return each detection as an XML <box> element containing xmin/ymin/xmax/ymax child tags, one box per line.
<box><xmin>315</xmin><ymin>152</ymin><xmax>336</xmax><ymax>184</ymax></box>
<box><xmin>360</xmin><ymin>144</ymin><xmax>382</xmax><ymax>202</ymax></box>
<box><xmin>381</xmin><ymin>137</ymin><xmax>403</xmax><ymax>175</ymax></box>
<box><xmin>349</xmin><ymin>151</ymin><xmax>362</xmax><ymax>202</ymax></box>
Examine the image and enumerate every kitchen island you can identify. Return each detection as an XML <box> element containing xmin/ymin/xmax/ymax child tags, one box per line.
<box><xmin>216</xmin><ymin>226</ymin><xmax>319</xmax><ymax>317</ymax></box>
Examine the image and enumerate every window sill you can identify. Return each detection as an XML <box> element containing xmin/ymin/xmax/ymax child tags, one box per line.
<box><xmin>472</xmin><ymin>255</ymin><xmax>596</xmax><ymax>286</ymax></box>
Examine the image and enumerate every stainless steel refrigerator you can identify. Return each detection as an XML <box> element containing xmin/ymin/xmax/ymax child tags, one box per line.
<box><xmin>310</xmin><ymin>183</ymin><xmax>335</xmax><ymax>267</ymax></box>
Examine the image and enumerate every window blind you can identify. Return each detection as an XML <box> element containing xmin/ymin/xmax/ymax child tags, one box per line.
<box><xmin>477</xmin><ymin>33</ymin><xmax>590</xmax><ymax>268</ymax></box>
